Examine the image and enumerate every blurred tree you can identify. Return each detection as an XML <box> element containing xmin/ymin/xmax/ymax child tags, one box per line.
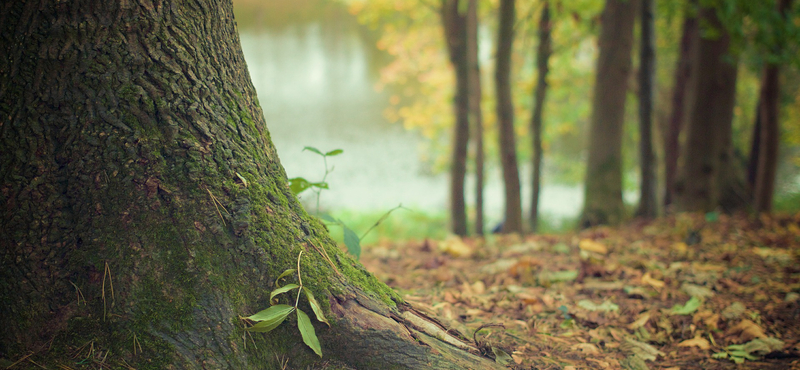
<box><xmin>674</xmin><ymin>6</ymin><xmax>739</xmax><ymax>212</ymax></box>
<box><xmin>442</xmin><ymin>0</ymin><xmax>470</xmax><ymax>235</ymax></box>
<box><xmin>0</xmin><ymin>1</ymin><xmax>502</xmax><ymax>368</ymax></box>
<box><xmin>637</xmin><ymin>0</ymin><xmax>658</xmax><ymax>218</ymax></box>
<box><xmin>466</xmin><ymin>0</ymin><xmax>486</xmax><ymax>235</ymax></box>
<box><xmin>530</xmin><ymin>1</ymin><xmax>553</xmax><ymax>232</ymax></box>
<box><xmin>664</xmin><ymin>0</ymin><xmax>698</xmax><ymax>210</ymax></box>
<box><xmin>753</xmin><ymin>0</ymin><xmax>794</xmax><ymax>213</ymax></box>
<box><xmin>581</xmin><ymin>0</ymin><xmax>636</xmax><ymax>227</ymax></box>
<box><xmin>496</xmin><ymin>0</ymin><xmax>524</xmax><ymax>233</ymax></box>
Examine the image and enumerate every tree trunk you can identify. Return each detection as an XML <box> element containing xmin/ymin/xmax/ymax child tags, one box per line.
<box><xmin>636</xmin><ymin>0</ymin><xmax>658</xmax><ymax>218</ymax></box>
<box><xmin>674</xmin><ymin>6</ymin><xmax>739</xmax><ymax>213</ymax></box>
<box><xmin>442</xmin><ymin>0</ymin><xmax>471</xmax><ymax>236</ymax></box>
<box><xmin>753</xmin><ymin>0</ymin><xmax>793</xmax><ymax>213</ymax></box>
<box><xmin>581</xmin><ymin>0</ymin><xmax>636</xmax><ymax>227</ymax></box>
<box><xmin>466</xmin><ymin>0</ymin><xmax>485</xmax><ymax>235</ymax></box>
<box><xmin>0</xmin><ymin>1</ymin><xmax>502</xmax><ymax>368</ymax></box>
<box><xmin>664</xmin><ymin>1</ymin><xmax>698</xmax><ymax>209</ymax></box>
<box><xmin>530</xmin><ymin>2</ymin><xmax>552</xmax><ymax>233</ymax></box>
<box><xmin>495</xmin><ymin>0</ymin><xmax>523</xmax><ymax>234</ymax></box>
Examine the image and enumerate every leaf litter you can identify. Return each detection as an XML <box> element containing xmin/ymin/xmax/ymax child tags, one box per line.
<box><xmin>359</xmin><ymin>212</ymin><xmax>800</xmax><ymax>369</ymax></box>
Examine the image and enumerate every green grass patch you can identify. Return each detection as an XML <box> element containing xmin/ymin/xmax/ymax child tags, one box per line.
<box><xmin>773</xmin><ymin>190</ymin><xmax>800</xmax><ymax>213</ymax></box>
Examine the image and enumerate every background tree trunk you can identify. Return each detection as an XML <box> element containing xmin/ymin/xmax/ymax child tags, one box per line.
<box><xmin>0</xmin><ymin>1</ymin><xmax>502</xmax><ymax>368</ymax></box>
<box><xmin>664</xmin><ymin>1</ymin><xmax>698</xmax><ymax>209</ymax></box>
<box><xmin>495</xmin><ymin>0</ymin><xmax>523</xmax><ymax>234</ymax></box>
<box><xmin>674</xmin><ymin>6</ymin><xmax>739</xmax><ymax>213</ymax></box>
<box><xmin>753</xmin><ymin>0</ymin><xmax>793</xmax><ymax>213</ymax></box>
<box><xmin>636</xmin><ymin>0</ymin><xmax>658</xmax><ymax>218</ymax></box>
<box><xmin>581</xmin><ymin>0</ymin><xmax>636</xmax><ymax>227</ymax></box>
<box><xmin>442</xmin><ymin>0</ymin><xmax>471</xmax><ymax>236</ymax></box>
<box><xmin>466</xmin><ymin>0</ymin><xmax>485</xmax><ymax>235</ymax></box>
<box><xmin>530</xmin><ymin>1</ymin><xmax>552</xmax><ymax>233</ymax></box>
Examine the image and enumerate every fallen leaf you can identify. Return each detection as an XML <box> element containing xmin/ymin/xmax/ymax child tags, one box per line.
<box><xmin>439</xmin><ymin>235</ymin><xmax>473</xmax><ymax>258</ymax></box>
<box><xmin>572</xmin><ymin>342</ymin><xmax>601</xmax><ymax>355</ymax></box>
<box><xmin>628</xmin><ymin>312</ymin><xmax>651</xmax><ymax>330</ymax></box>
<box><xmin>725</xmin><ymin>320</ymin><xmax>767</xmax><ymax>342</ymax></box>
<box><xmin>623</xmin><ymin>338</ymin><xmax>666</xmax><ymax>361</ymax></box>
<box><xmin>678</xmin><ymin>336</ymin><xmax>710</xmax><ymax>350</ymax></box>
<box><xmin>642</xmin><ymin>272</ymin><xmax>665</xmax><ymax>289</ymax></box>
<box><xmin>579</xmin><ymin>239</ymin><xmax>609</xmax><ymax>254</ymax></box>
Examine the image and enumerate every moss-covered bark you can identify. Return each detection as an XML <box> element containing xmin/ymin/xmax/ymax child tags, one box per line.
<box><xmin>0</xmin><ymin>1</ymin><xmax>502</xmax><ymax>369</ymax></box>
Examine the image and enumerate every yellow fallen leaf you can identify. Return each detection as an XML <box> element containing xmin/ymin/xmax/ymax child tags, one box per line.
<box><xmin>678</xmin><ymin>336</ymin><xmax>710</xmax><ymax>350</ymax></box>
<box><xmin>438</xmin><ymin>235</ymin><xmax>474</xmax><ymax>258</ymax></box>
<box><xmin>579</xmin><ymin>239</ymin><xmax>608</xmax><ymax>254</ymax></box>
<box><xmin>572</xmin><ymin>342</ymin><xmax>600</xmax><ymax>355</ymax></box>
<box><xmin>628</xmin><ymin>312</ymin><xmax>651</xmax><ymax>330</ymax></box>
<box><xmin>642</xmin><ymin>272</ymin><xmax>665</xmax><ymax>289</ymax></box>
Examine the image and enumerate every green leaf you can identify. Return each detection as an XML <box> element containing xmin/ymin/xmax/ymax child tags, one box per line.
<box><xmin>319</xmin><ymin>214</ymin><xmax>336</xmax><ymax>223</ymax></box>
<box><xmin>309</xmin><ymin>181</ymin><xmax>329</xmax><ymax>190</ymax></box>
<box><xmin>270</xmin><ymin>284</ymin><xmax>300</xmax><ymax>301</ymax></box>
<box><xmin>288</xmin><ymin>177</ymin><xmax>312</xmax><ymax>195</ymax></box>
<box><xmin>324</xmin><ymin>149</ymin><xmax>343</xmax><ymax>156</ymax></box>
<box><xmin>342</xmin><ymin>224</ymin><xmax>361</xmax><ymax>259</ymax></box>
<box><xmin>712</xmin><ymin>352</ymin><xmax>729</xmax><ymax>359</ymax></box>
<box><xmin>671</xmin><ymin>296</ymin><xmax>702</xmax><ymax>315</ymax></box>
<box><xmin>275</xmin><ymin>269</ymin><xmax>295</xmax><ymax>282</ymax></box>
<box><xmin>246</xmin><ymin>304</ymin><xmax>294</xmax><ymax>333</ymax></box>
<box><xmin>303</xmin><ymin>146</ymin><xmax>323</xmax><ymax>156</ymax></box>
<box><xmin>491</xmin><ymin>347</ymin><xmax>513</xmax><ymax>365</ymax></box>
<box><xmin>303</xmin><ymin>288</ymin><xmax>330</xmax><ymax>326</ymax></box>
<box><xmin>297</xmin><ymin>309</ymin><xmax>322</xmax><ymax>357</ymax></box>
<box><xmin>729</xmin><ymin>350</ymin><xmax>759</xmax><ymax>361</ymax></box>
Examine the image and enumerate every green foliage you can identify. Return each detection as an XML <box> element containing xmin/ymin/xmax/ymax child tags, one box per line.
<box><xmin>670</xmin><ymin>296</ymin><xmax>702</xmax><ymax>315</ymax></box>
<box><xmin>244</xmin><ymin>252</ymin><xmax>329</xmax><ymax>357</ymax></box>
<box><xmin>322</xmin><ymin>205</ymin><xmax>406</xmax><ymax>259</ymax></box>
<box><xmin>712</xmin><ymin>337</ymin><xmax>785</xmax><ymax>364</ymax></box>
<box><xmin>287</xmin><ymin>146</ymin><xmax>342</xmax><ymax>213</ymax></box>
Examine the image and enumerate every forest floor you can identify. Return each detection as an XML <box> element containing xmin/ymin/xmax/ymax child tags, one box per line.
<box><xmin>359</xmin><ymin>212</ymin><xmax>800</xmax><ymax>369</ymax></box>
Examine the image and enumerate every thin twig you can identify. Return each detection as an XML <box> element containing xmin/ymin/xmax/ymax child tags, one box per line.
<box><xmin>6</xmin><ymin>352</ymin><xmax>34</xmax><ymax>369</ymax></box>
<box><xmin>360</xmin><ymin>204</ymin><xmax>407</xmax><ymax>240</ymax></box>
<box><xmin>205</xmin><ymin>187</ymin><xmax>230</xmax><ymax>225</ymax></box>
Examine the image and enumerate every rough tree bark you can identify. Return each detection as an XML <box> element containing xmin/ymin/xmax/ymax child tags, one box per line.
<box><xmin>0</xmin><ymin>1</ymin><xmax>503</xmax><ymax>368</ymax></box>
<box><xmin>636</xmin><ymin>0</ymin><xmax>658</xmax><ymax>218</ymax></box>
<box><xmin>442</xmin><ymin>0</ymin><xmax>470</xmax><ymax>236</ymax></box>
<box><xmin>529</xmin><ymin>1</ymin><xmax>552</xmax><ymax>233</ymax></box>
<box><xmin>581</xmin><ymin>0</ymin><xmax>636</xmax><ymax>227</ymax></box>
<box><xmin>495</xmin><ymin>0</ymin><xmax>523</xmax><ymax>234</ymax></box>
<box><xmin>674</xmin><ymin>6</ymin><xmax>739</xmax><ymax>213</ymax></box>
<box><xmin>753</xmin><ymin>0</ymin><xmax>793</xmax><ymax>213</ymax></box>
<box><xmin>466</xmin><ymin>0</ymin><xmax>485</xmax><ymax>235</ymax></box>
<box><xmin>664</xmin><ymin>1</ymin><xmax>697</xmax><ymax>209</ymax></box>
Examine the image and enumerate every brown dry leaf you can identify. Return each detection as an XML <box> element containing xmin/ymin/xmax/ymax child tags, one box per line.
<box><xmin>586</xmin><ymin>358</ymin><xmax>611</xmax><ymax>368</ymax></box>
<box><xmin>692</xmin><ymin>311</ymin><xmax>719</xmax><ymax>330</ymax></box>
<box><xmin>642</xmin><ymin>272</ymin><xmax>665</xmax><ymax>289</ymax></box>
<box><xmin>579</xmin><ymin>239</ymin><xmax>608</xmax><ymax>254</ymax></box>
<box><xmin>628</xmin><ymin>312</ymin><xmax>651</xmax><ymax>330</ymax></box>
<box><xmin>677</xmin><ymin>336</ymin><xmax>710</xmax><ymax>350</ymax></box>
<box><xmin>725</xmin><ymin>319</ymin><xmax>767</xmax><ymax>342</ymax></box>
<box><xmin>572</xmin><ymin>342</ymin><xmax>600</xmax><ymax>355</ymax></box>
<box><xmin>509</xmin><ymin>256</ymin><xmax>542</xmax><ymax>277</ymax></box>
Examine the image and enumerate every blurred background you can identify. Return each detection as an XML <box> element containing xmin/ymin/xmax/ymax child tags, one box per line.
<box><xmin>232</xmin><ymin>0</ymin><xmax>800</xmax><ymax>241</ymax></box>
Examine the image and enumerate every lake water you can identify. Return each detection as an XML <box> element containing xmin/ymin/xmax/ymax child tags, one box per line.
<box><xmin>235</xmin><ymin>0</ymin><xmax>584</xmax><ymax>226</ymax></box>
